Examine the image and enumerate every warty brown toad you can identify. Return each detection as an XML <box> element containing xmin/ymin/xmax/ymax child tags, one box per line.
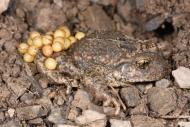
<box><xmin>36</xmin><ymin>31</ymin><xmax>171</xmax><ymax>115</ymax></box>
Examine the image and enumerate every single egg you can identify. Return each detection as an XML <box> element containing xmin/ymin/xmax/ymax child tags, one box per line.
<box><xmin>42</xmin><ymin>45</ymin><xmax>53</xmax><ymax>57</ymax></box>
<box><xmin>23</xmin><ymin>53</ymin><xmax>35</xmax><ymax>63</ymax></box>
<box><xmin>75</xmin><ymin>31</ymin><xmax>85</xmax><ymax>40</ymax></box>
<box><xmin>44</xmin><ymin>58</ymin><xmax>57</xmax><ymax>70</ymax></box>
<box><xmin>18</xmin><ymin>43</ymin><xmax>29</xmax><ymax>54</ymax></box>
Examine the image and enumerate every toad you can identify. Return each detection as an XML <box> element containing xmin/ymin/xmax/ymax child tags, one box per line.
<box><xmin>36</xmin><ymin>31</ymin><xmax>170</xmax><ymax>115</ymax></box>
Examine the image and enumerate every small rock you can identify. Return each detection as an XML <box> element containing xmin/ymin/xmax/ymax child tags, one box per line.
<box><xmin>110</xmin><ymin>119</ymin><xmax>132</xmax><ymax>127</ymax></box>
<box><xmin>7</xmin><ymin>108</ymin><xmax>15</xmax><ymax>118</ymax></box>
<box><xmin>20</xmin><ymin>92</ymin><xmax>34</xmax><ymax>104</ymax></box>
<box><xmin>53</xmin><ymin>0</ymin><xmax>63</xmax><ymax>7</ymax></box>
<box><xmin>77</xmin><ymin>0</ymin><xmax>90</xmax><ymax>10</ymax></box>
<box><xmin>72</xmin><ymin>89</ymin><xmax>92</xmax><ymax>110</ymax></box>
<box><xmin>57</xmin><ymin>125</ymin><xmax>79</xmax><ymax>127</ymax></box>
<box><xmin>28</xmin><ymin>118</ymin><xmax>43</xmax><ymax>125</ymax></box>
<box><xmin>131</xmin><ymin>115</ymin><xmax>166</xmax><ymax>127</ymax></box>
<box><xmin>75</xmin><ymin>110</ymin><xmax>107</xmax><ymax>127</ymax></box>
<box><xmin>178</xmin><ymin>122</ymin><xmax>190</xmax><ymax>127</ymax></box>
<box><xmin>130</xmin><ymin>102</ymin><xmax>148</xmax><ymax>115</ymax></box>
<box><xmin>30</xmin><ymin>6</ymin><xmax>66</xmax><ymax>32</ymax></box>
<box><xmin>16</xmin><ymin>105</ymin><xmax>48</xmax><ymax>120</ymax></box>
<box><xmin>0</xmin><ymin>29</ymin><xmax>12</xmax><ymax>40</ymax></box>
<box><xmin>0</xmin><ymin>0</ymin><xmax>10</xmax><ymax>14</ymax></box>
<box><xmin>39</xmin><ymin>78</ymin><xmax>48</xmax><ymax>89</ymax></box>
<box><xmin>147</xmin><ymin>87</ymin><xmax>177</xmax><ymax>115</ymax></box>
<box><xmin>87</xmin><ymin>119</ymin><xmax>107</xmax><ymax>127</ymax></box>
<box><xmin>155</xmin><ymin>78</ymin><xmax>171</xmax><ymax>88</ymax></box>
<box><xmin>68</xmin><ymin>107</ymin><xmax>80</xmax><ymax>121</ymax></box>
<box><xmin>1</xmin><ymin>120</ymin><xmax>22</xmax><ymax>127</ymax></box>
<box><xmin>144</xmin><ymin>16</ymin><xmax>164</xmax><ymax>31</ymax></box>
<box><xmin>19</xmin><ymin>0</ymin><xmax>39</xmax><ymax>11</ymax></box>
<box><xmin>6</xmin><ymin>77</ymin><xmax>31</xmax><ymax>97</ymax></box>
<box><xmin>144</xmin><ymin>83</ymin><xmax>153</xmax><ymax>94</ymax></box>
<box><xmin>172</xmin><ymin>66</ymin><xmax>190</xmax><ymax>88</ymax></box>
<box><xmin>48</xmin><ymin>107</ymin><xmax>66</xmax><ymax>124</ymax></box>
<box><xmin>0</xmin><ymin>112</ymin><xmax>5</xmax><ymax>122</ymax></box>
<box><xmin>81</xmin><ymin>5</ymin><xmax>115</xmax><ymax>31</ymax></box>
<box><xmin>120</xmin><ymin>86</ymin><xmax>141</xmax><ymax>107</ymax></box>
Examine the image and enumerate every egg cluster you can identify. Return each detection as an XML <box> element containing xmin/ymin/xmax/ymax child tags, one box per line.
<box><xmin>18</xmin><ymin>26</ymin><xmax>85</xmax><ymax>70</ymax></box>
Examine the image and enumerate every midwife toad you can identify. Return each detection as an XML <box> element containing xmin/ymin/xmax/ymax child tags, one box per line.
<box><xmin>36</xmin><ymin>31</ymin><xmax>170</xmax><ymax>114</ymax></box>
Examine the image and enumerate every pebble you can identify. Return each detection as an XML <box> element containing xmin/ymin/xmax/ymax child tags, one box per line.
<box><xmin>7</xmin><ymin>108</ymin><xmax>15</xmax><ymax>118</ymax></box>
<box><xmin>147</xmin><ymin>87</ymin><xmax>177</xmax><ymax>115</ymax></box>
<box><xmin>48</xmin><ymin>107</ymin><xmax>66</xmax><ymax>124</ymax></box>
<box><xmin>131</xmin><ymin>115</ymin><xmax>166</xmax><ymax>127</ymax></box>
<box><xmin>75</xmin><ymin>110</ymin><xmax>107</xmax><ymax>127</ymax></box>
<box><xmin>1</xmin><ymin>120</ymin><xmax>22</xmax><ymax>127</ymax></box>
<box><xmin>172</xmin><ymin>66</ymin><xmax>190</xmax><ymax>88</ymax></box>
<box><xmin>16</xmin><ymin>105</ymin><xmax>48</xmax><ymax>120</ymax></box>
<box><xmin>178</xmin><ymin>122</ymin><xmax>190</xmax><ymax>127</ymax></box>
<box><xmin>120</xmin><ymin>86</ymin><xmax>141</xmax><ymax>107</ymax></box>
<box><xmin>72</xmin><ymin>89</ymin><xmax>92</xmax><ymax>110</ymax></box>
<box><xmin>81</xmin><ymin>5</ymin><xmax>115</xmax><ymax>31</ymax></box>
<box><xmin>155</xmin><ymin>78</ymin><xmax>171</xmax><ymax>88</ymax></box>
<box><xmin>57</xmin><ymin>125</ymin><xmax>79</xmax><ymax>127</ymax></box>
<box><xmin>39</xmin><ymin>77</ymin><xmax>48</xmax><ymax>89</ymax></box>
<box><xmin>68</xmin><ymin>107</ymin><xmax>80</xmax><ymax>121</ymax></box>
<box><xmin>144</xmin><ymin>16</ymin><xmax>164</xmax><ymax>31</ymax></box>
<box><xmin>6</xmin><ymin>77</ymin><xmax>31</xmax><ymax>97</ymax></box>
<box><xmin>0</xmin><ymin>0</ymin><xmax>10</xmax><ymax>14</ymax></box>
<box><xmin>110</xmin><ymin>119</ymin><xmax>132</xmax><ymax>127</ymax></box>
<box><xmin>130</xmin><ymin>102</ymin><xmax>148</xmax><ymax>115</ymax></box>
<box><xmin>28</xmin><ymin>118</ymin><xmax>44</xmax><ymax>125</ymax></box>
<box><xmin>0</xmin><ymin>112</ymin><xmax>5</xmax><ymax>122</ymax></box>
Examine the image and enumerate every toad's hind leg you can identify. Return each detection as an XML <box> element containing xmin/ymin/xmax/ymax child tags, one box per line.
<box><xmin>83</xmin><ymin>76</ymin><xmax>121</xmax><ymax>115</ymax></box>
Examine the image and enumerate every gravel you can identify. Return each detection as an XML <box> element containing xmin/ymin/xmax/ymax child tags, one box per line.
<box><xmin>110</xmin><ymin>119</ymin><xmax>132</xmax><ymax>127</ymax></box>
<box><xmin>147</xmin><ymin>87</ymin><xmax>177</xmax><ymax>115</ymax></box>
<box><xmin>172</xmin><ymin>66</ymin><xmax>190</xmax><ymax>88</ymax></box>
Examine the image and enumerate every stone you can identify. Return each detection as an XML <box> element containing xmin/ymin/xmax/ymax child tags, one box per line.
<box><xmin>48</xmin><ymin>107</ymin><xmax>66</xmax><ymax>124</ymax></box>
<box><xmin>130</xmin><ymin>102</ymin><xmax>148</xmax><ymax>115</ymax></box>
<box><xmin>86</xmin><ymin>119</ymin><xmax>107</xmax><ymax>127</ymax></box>
<box><xmin>120</xmin><ymin>86</ymin><xmax>141</xmax><ymax>107</ymax></box>
<box><xmin>1</xmin><ymin>120</ymin><xmax>22</xmax><ymax>127</ymax></box>
<box><xmin>81</xmin><ymin>5</ymin><xmax>115</xmax><ymax>31</ymax></box>
<box><xmin>75</xmin><ymin>110</ymin><xmax>107</xmax><ymax>127</ymax></box>
<box><xmin>7</xmin><ymin>108</ymin><xmax>15</xmax><ymax>118</ymax></box>
<box><xmin>131</xmin><ymin>115</ymin><xmax>166</xmax><ymax>127</ymax></box>
<box><xmin>16</xmin><ymin>105</ymin><xmax>48</xmax><ymax>120</ymax></box>
<box><xmin>0</xmin><ymin>0</ymin><xmax>10</xmax><ymax>14</ymax></box>
<box><xmin>28</xmin><ymin>118</ymin><xmax>43</xmax><ymax>125</ymax></box>
<box><xmin>68</xmin><ymin>107</ymin><xmax>80</xmax><ymax>121</ymax></box>
<box><xmin>0</xmin><ymin>112</ymin><xmax>5</xmax><ymax>122</ymax></box>
<box><xmin>72</xmin><ymin>89</ymin><xmax>92</xmax><ymax>110</ymax></box>
<box><xmin>147</xmin><ymin>87</ymin><xmax>177</xmax><ymax>115</ymax></box>
<box><xmin>110</xmin><ymin>119</ymin><xmax>132</xmax><ymax>127</ymax></box>
<box><xmin>172</xmin><ymin>66</ymin><xmax>190</xmax><ymax>88</ymax></box>
<box><xmin>155</xmin><ymin>78</ymin><xmax>171</xmax><ymax>88</ymax></box>
<box><xmin>57</xmin><ymin>125</ymin><xmax>79</xmax><ymax>127</ymax></box>
<box><xmin>178</xmin><ymin>122</ymin><xmax>190</xmax><ymax>127</ymax></box>
<box><xmin>6</xmin><ymin>77</ymin><xmax>31</xmax><ymax>97</ymax></box>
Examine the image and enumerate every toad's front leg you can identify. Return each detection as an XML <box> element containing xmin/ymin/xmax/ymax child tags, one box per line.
<box><xmin>83</xmin><ymin>76</ymin><xmax>121</xmax><ymax>115</ymax></box>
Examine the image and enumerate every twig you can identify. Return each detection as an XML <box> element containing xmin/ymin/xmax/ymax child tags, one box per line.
<box><xmin>108</xmin><ymin>85</ymin><xmax>126</xmax><ymax>111</ymax></box>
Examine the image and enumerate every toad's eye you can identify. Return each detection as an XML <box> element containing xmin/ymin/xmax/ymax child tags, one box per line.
<box><xmin>135</xmin><ymin>57</ymin><xmax>151</xmax><ymax>69</ymax></box>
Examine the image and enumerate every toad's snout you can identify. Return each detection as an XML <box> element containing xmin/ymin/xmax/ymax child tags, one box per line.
<box><xmin>116</xmin><ymin>52</ymin><xmax>171</xmax><ymax>82</ymax></box>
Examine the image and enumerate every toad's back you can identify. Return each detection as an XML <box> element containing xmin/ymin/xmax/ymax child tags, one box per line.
<box><xmin>69</xmin><ymin>31</ymin><xmax>142</xmax><ymax>69</ymax></box>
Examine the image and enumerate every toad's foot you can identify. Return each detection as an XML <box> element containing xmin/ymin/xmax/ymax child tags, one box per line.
<box><xmin>83</xmin><ymin>76</ymin><xmax>121</xmax><ymax>115</ymax></box>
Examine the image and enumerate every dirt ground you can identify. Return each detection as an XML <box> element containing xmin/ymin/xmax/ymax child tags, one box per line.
<box><xmin>0</xmin><ymin>0</ymin><xmax>190</xmax><ymax>127</ymax></box>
